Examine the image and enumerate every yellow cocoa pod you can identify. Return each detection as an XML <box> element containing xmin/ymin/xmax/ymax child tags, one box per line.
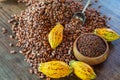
<box><xmin>48</xmin><ymin>23</ymin><xmax>64</xmax><ymax>49</ymax></box>
<box><xmin>94</xmin><ymin>28</ymin><xmax>120</xmax><ymax>41</ymax></box>
<box><xmin>38</xmin><ymin>61</ymin><xmax>73</xmax><ymax>78</ymax></box>
<box><xmin>69</xmin><ymin>60</ymin><xmax>96</xmax><ymax>80</ymax></box>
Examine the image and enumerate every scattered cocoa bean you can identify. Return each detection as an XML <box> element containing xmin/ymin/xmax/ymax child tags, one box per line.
<box><xmin>29</xmin><ymin>68</ymin><xmax>34</xmax><ymax>74</ymax></box>
<box><xmin>9</xmin><ymin>43</ymin><xmax>14</xmax><ymax>47</ymax></box>
<box><xmin>2</xmin><ymin>27</ymin><xmax>7</xmax><ymax>34</ymax></box>
<box><xmin>9</xmin><ymin>35</ymin><xmax>14</xmax><ymax>39</ymax></box>
<box><xmin>10</xmin><ymin>50</ymin><xmax>16</xmax><ymax>54</ymax></box>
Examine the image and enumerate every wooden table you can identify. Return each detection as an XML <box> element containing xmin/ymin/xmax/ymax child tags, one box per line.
<box><xmin>0</xmin><ymin>0</ymin><xmax>120</xmax><ymax>80</ymax></box>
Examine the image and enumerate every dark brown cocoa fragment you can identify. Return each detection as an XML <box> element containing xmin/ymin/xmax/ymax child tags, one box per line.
<box><xmin>108</xmin><ymin>17</ymin><xmax>111</xmax><ymax>20</ymax></box>
<box><xmin>94</xmin><ymin>0</ymin><xmax>98</xmax><ymax>3</ymax></box>
<box><xmin>98</xmin><ymin>5</ymin><xmax>102</xmax><ymax>8</ymax></box>
<box><xmin>39</xmin><ymin>73</ymin><xmax>45</xmax><ymax>79</ymax></box>
<box><xmin>88</xmin><ymin>3</ymin><xmax>92</xmax><ymax>7</ymax></box>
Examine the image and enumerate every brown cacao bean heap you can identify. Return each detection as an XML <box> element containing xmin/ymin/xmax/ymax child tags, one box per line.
<box><xmin>9</xmin><ymin>0</ymin><xmax>108</xmax><ymax>79</ymax></box>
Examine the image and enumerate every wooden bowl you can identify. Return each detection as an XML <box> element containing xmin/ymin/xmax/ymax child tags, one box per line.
<box><xmin>73</xmin><ymin>33</ymin><xmax>110</xmax><ymax>65</ymax></box>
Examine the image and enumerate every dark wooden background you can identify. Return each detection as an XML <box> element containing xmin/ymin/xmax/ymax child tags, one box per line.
<box><xmin>0</xmin><ymin>0</ymin><xmax>120</xmax><ymax>80</ymax></box>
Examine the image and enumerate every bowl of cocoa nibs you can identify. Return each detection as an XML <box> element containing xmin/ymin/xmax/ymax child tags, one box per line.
<box><xmin>73</xmin><ymin>33</ymin><xmax>109</xmax><ymax>65</ymax></box>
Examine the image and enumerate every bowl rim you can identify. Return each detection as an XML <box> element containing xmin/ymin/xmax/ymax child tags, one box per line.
<box><xmin>74</xmin><ymin>33</ymin><xmax>109</xmax><ymax>59</ymax></box>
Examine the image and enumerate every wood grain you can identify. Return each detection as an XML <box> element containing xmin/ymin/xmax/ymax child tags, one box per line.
<box><xmin>0</xmin><ymin>0</ymin><xmax>120</xmax><ymax>80</ymax></box>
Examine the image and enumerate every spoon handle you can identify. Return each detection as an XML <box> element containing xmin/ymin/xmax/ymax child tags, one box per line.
<box><xmin>82</xmin><ymin>0</ymin><xmax>91</xmax><ymax>13</ymax></box>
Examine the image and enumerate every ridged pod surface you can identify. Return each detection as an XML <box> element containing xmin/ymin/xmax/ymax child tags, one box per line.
<box><xmin>69</xmin><ymin>60</ymin><xmax>96</xmax><ymax>80</ymax></box>
<box><xmin>48</xmin><ymin>23</ymin><xmax>64</xmax><ymax>49</ymax></box>
<box><xmin>38</xmin><ymin>61</ymin><xmax>73</xmax><ymax>78</ymax></box>
<box><xmin>94</xmin><ymin>28</ymin><xmax>120</xmax><ymax>41</ymax></box>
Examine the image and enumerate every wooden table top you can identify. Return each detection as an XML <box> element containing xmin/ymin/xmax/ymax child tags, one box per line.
<box><xmin>0</xmin><ymin>0</ymin><xmax>120</xmax><ymax>80</ymax></box>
